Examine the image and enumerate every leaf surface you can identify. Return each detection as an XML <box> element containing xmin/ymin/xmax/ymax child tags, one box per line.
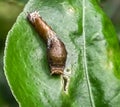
<box><xmin>4</xmin><ymin>0</ymin><xmax>120</xmax><ymax>107</ymax></box>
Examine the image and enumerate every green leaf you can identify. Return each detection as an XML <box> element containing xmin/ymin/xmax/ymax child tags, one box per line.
<box><xmin>4</xmin><ymin>0</ymin><xmax>120</xmax><ymax>106</ymax></box>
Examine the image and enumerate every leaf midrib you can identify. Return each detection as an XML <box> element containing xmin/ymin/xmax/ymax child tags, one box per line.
<box><xmin>82</xmin><ymin>0</ymin><xmax>95</xmax><ymax>107</ymax></box>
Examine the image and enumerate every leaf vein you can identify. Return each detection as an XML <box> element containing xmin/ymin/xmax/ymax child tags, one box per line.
<box><xmin>82</xmin><ymin>0</ymin><xmax>95</xmax><ymax>107</ymax></box>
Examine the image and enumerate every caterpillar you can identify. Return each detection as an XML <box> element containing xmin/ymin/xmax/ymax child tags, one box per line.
<box><xmin>27</xmin><ymin>11</ymin><xmax>67</xmax><ymax>75</ymax></box>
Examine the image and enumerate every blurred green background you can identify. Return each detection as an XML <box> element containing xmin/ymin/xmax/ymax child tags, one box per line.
<box><xmin>0</xmin><ymin>0</ymin><xmax>120</xmax><ymax>107</ymax></box>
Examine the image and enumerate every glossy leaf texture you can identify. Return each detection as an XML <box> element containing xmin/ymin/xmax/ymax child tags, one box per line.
<box><xmin>4</xmin><ymin>0</ymin><xmax>120</xmax><ymax>107</ymax></box>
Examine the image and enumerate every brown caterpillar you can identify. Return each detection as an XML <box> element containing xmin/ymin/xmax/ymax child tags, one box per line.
<box><xmin>27</xmin><ymin>11</ymin><xmax>67</xmax><ymax>75</ymax></box>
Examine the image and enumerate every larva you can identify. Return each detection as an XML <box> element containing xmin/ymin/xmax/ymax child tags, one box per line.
<box><xmin>27</xmin><ymin>11</ymin><xmax>67</xmax><ymax>75</ymax></box>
